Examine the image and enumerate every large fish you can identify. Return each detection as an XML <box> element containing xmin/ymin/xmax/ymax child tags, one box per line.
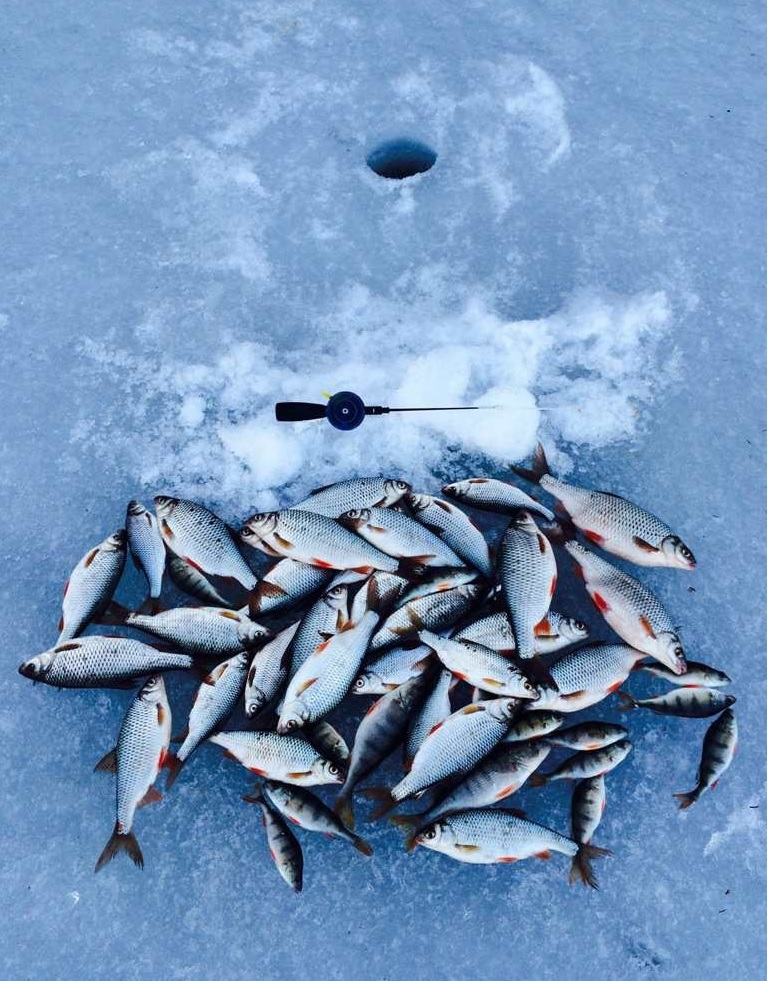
<box><xmin>339</xmin><ymin>507</ymin><xmax>464</xmax><ymax>569</ymax></box>
<box><xmin>278</xmin><ymin>610</ymin><xmax>380</xmax><ymax>733</ymax></box>
<box><xmin>498</xmin><ymin>511</ymin><xmax>557</xmax><ymax>658</ymax></box>
<box><xmin>418</xmin><ymin>630</ymin><xmax>540</xmax><ymax>700</ymax></box>
<box><xmin>246</xmin><ymin>785</ymin><xmax>303</xmax><ymax>891</ymax></box>
<box><xmin>247</xmin><ymin>559</ymin><xmax>334</xmax><ymax>617</ymax></box>
<box><xmin>244</xmin><ymin>622</ymin><xmax>300</xmax><ymax>718</ymax></box>
<box><xmin>619</xmin><ymin>688</ymin><xmax>736</xmax><ymax>718</ymax></box>
<box><xmin>165</xmin><ymin>652</ymin><xmax>250</xmax><ymax>788</ymax></box>
<box><xmin>113</xmin><ymin>606</ymin><xmax>271</xmax><ymax>659</ymax></box>
<box><xmin>369</xmin><ymin>582</ymin><xmax>481</xmax><ymax>653</ymax></box>
<box><xmin>565</xmin><ymin>541</ymin><xmax>686</xmax><ymax>675</ymax></box>
<box><xmin>18</xmin><ymin>637</ymin><xmax>193</xmax><ymax>688</ymax></box>
<box><xmin>155</xmin><ymin>496</ymin><xmax>257</xmax><ymax>589</ymax></box>
<box><xmin>537</xmin><ymin>644</ymin><xmax>645</xmax><ymax>714</ymax></box>
<box><xmin>58</xmin><ymin>530</ymin><xmax>127</xmax><ymax>643</ymax></box>
<box><xmin>94</xmin><ymin>675</ymin><xmax>171</xmax><ymax>871</ymax></box>
<box><xmin>209</xmin><ymin>731</ymin><xmax>343</xmax><ymax>786</ymax></box>
<box><xmin>413</xmin><ymin>809</ymin><xmax>608</xmax><ymax>871</ymax></box>
<box><xmin>453</xmin><ymin>610</ymin><xmax>588</xmax><ymax>655</ymax></box>
<box><xmin>569</xmin><ymin>775</ymin><xmax>611</xmax><ymax>888</ymax></box>
<box><xmin>442</xmin><ymin>478</ymin><xmax>554</xmax><ymax>521</ymax></box>
<box><xmin>241</xmin><ymin>509</ymin><xmax>399</xmax><ymax>573</ymax></box>
<box><xmin>407</xmin><ymin>493</ymin><xmax>493</xmax><ymax>578</ymax></box>
<box><xmin>674</xmin><ymin>709</ymin><xmax>738</xmax><ymax>808</ymax></box>
<box><xmin>512</xmin><ymin>443</ymin><xmax>696</xmax><ymax>569</ymax></box>
<box><xmin>292</xmin><ymin>477</ymin><xmax>411</xmax><ymax>517</ymax></box>
<box><xmin>126</xmin><ymin>502</ymin><xmax>165</xmax><ymax>613</ymax></box>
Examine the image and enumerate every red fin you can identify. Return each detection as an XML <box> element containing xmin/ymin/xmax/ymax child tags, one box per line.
<box><xmin>606</xmin><ymin>680</ymin><xmax>623</xmax><ymax>694</ymax></box>
<box><xmin>311</xmin><ymin>558</ymin><xmax>334</xmax><ymax>569</ymax></box>
<box><xmin>58</xmin><ymin>616</ymin><xmax>64</xmax><ymax>631</ymax></box>
<box><xmin>287</xmin><ymin>770</ymin><xmax>312</xmax><ymax>779</ymax></box>
<box><xmin>550</xmin><ymin>574</ymin><xmax>557</xmax><ymax>597</ymax></box>
<box><xmin>535</xmin><ymin>849</ymin><xmax>551</xmax><ymax>860</ymax></box>
<box><xmin>573</xmin><ymin>564</ymin><xmax>584</xmax><ymax>580</ymax></box>
<box><xmin>534</xmin><ymin>617</ymin><xmax>553</xmax><ymax>637</ymax></box>
<box><xmin>83</xmin><ymin>548</ymin><xmax>100</xmax><ymax>568</ymax></box>
<box><xmin>592</xmin><ymin>591</ymin><xmax>610</xmax><ymax>613</ymax></box>
<box><xmin>138</xmin><ymin>786</ymin><xmax>162</xmax><ymax>807</ymax></box>
<box><xmin>184</xmin><ymin>557</ymin><xmax>205</xmax><ymax>574</ymax></box>
<box><xmin>274</xmin><ymin>533</ymin><xmax>294</xmax><ymax>550</ymax></box>
<box><xmin>498</xmin><ymin>855</ymin><xmax>518</xmax><ymax>863</ymax></box>
<box><xmin>583</xmin><ymin>529</ymin><xmax>605</xmax><ymax>546</ymax></box>
<box><xmin>495</xmin><ymin>783</ymin><xmax>518</xmax><ymax>799</ymax></box>
<box><xmin>427</xmin><ymin>720</ymin><xmax>445</xmax><ymax>737</ymax></box>
<box><xmin>94</xmin><ymin>748</ymin><xmax>118</xmax><ymax>773</ymax></box>
<box><xmin>536</xmin><ymin>533</ymin><xmax>547</xmax><ymax>555</ymax></box>
<box><xmin>295</xmin><ymin>677</ymin><xmax>318</xmax><ymax>695</ymax></box>
<box><xmin>249</xmin><ymin>766</ymin><xmax>268</xmax><ymax>776</ymax></box>
<box><xmin>352</xmin><ymin>565</ymin><xmax>374</xmax><ymax>574</ymax></box>
<box><xmin>632</xmin><ymin>535</ymin><xmax>659</xmax><ymax>553</ymax></box>
<box><xmin>639</xmin><ymin>615</ymin><xmax>657</xmax><ymax>639</ymax></box>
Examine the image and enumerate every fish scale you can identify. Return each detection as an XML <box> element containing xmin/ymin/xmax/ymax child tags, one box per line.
<box><xmin>126</xmin><ymin>502</ymin><xmax>165</xmax><ymax>607</ymax></box>
<box><xmin>287</xmin><ymin>581</ymin><xmax>351</xmax><ymax>676</ymax></box>
<box><xmin>620</xmin><ymin>687</ymin><xmax>736</xmax><ymax>718</ymax></box>
<box><xmin>419</xmin><ymin>629</ymin><xmax>539</xmax><ymax>699</ymax></box>
<box><xmin>245</xmin><ymin>622</ymin><xmax>300</xmax><ymax>718</ymax></box>
<box><xmin>453</xmin><ymin>610</ymin><xmax>588</xmax><ymax>654</ymax></box>
<box><xmin>442</xmin><ymin>478</ymin><xmax>555</xmax><ymax>520</ymax></box>
<box><xmin>353</xmin><ymin>643</ymin><xmax>433</xmax><ymax>694</ymax></box>
<box><xmin>58</xmin><ymin>530</ymin><xmax>127</xmax><ymax>643</ymax></box>
<box><xmin>536</xmin><ymin>643</ymin><xmax>644</xmax><ymax>714</ymax></box>
<box><xmin>408</xmin><ymin>494</ymin><xmax>494</xmax><ymax>578</ymax></box>
<box><xmin>209</xmin><ymin>731</ymin><xmax>343</xmax><ymax>786</ymax></box>
<box><xmin>498</xmin><ymin>511</ymin><xmax>557</xmax><ymax>658</ymax></box>
<box><xmin>121</xmin><ymin>607</ymin><xmax>270</xmax><ymax>658</ymax></box>
<box><xmin>404</xmin><ymin>668</ymin><xmax>454</xmax><ymax>770</ymax></box>
<box><xmin>569</xmin><ymin>775</ymin><xmax>609</xmax><ymax>888</ymax></box>
<box><xmin>674</xmin><ymin>709</ymin><xmax>738</xmax><ymax>808</ymax></box>
<box><xmin>340</xmin><ymin>507</ymin><xmax>464</xmax><ymax>567</ymax></box>
<box><xmin>292</xmin><ymin>477</ymin><xmax>411</xmax><ymax>517</ymax></box>
<box><xmin>369</xmin><ymin>583</ymin><xmax>481</xmax><ymax>653</ymax></box>
<box><xmin>565</xmin><ymin>540</ymin><xmax>686</xmax><ymax>674</ymax></box>
<box><xmin>167</xmin><ymin>554</ymin><xmax>233</xmax><ymax>607</ymax></box>
<box><xmin>248</xmin><ymin>788</ymin><xmax>304</xmax><ymax>891</ymax></box>
<box><xmin>248</xmin><ymin>559</ymin><xmax>334</xmax><ymax>617</ymax></box>
<box><xmin>536</xmin><ymin>739</ymin><xmax>633</xmax><ymax>783</ymax></box>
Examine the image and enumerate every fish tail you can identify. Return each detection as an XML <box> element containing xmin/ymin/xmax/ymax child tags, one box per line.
<box><xmin>389</xmin><ymin>814</ymin><xmax>422</xmax><ymax>851</ymax></box>
<box><xmin>164</xmin><ymin>753</ymin><xmax>184</xmax><ymax>791</ymax></box>
<box><xmin>617</xmin><ymin>691</ymin><xmax>637</xmax><ymax>711</ymax></box>
<box><xmin>509</xmin><ymin>442</ymin><xmax>550</xmax><ymax>484</ymax></box>
<box><xmin>527</xmin><ymin>773</ymin><xmax>548</xmax><ymax>788</ymax></box>
<box><xmin>333</xmin><ymin>793</ymin><xmax>355</xmax><ymax>829</ymax></box>
<box><xmin>569</xmin><ymin>843</ymin><xmax>612</xmax><ymax>889</ymax></box>
<box><xmin>351</xmin><ymin>833</ymin><xmax>374</xmax><ymax>857</ymax></box>
<box><xmin>138</xmin><ymin>596</ymin><xmax>163</xmax><ymax>616</ymax></box>
<box><xmin>95</xmin><ymin>824</ymin><xmax>143</xmax><ymax>872</ymax></box>
<box><xmin>96</xmin><ymin>600</ymin><xmax>133</xmax><ymax>625</ymax></box>
<box><xmin>673</xmin><ymin>790</ymin><xmax>697</xmax><ymax>810</ymax></box>
<box><xmin>360</xmin><ymin>786</ymin><xmax>397</xmax><ymax>822</ymax></box>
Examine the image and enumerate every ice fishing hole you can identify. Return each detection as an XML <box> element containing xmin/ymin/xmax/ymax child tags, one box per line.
<box><xmin>366</xmin><ymin>139</ymin><xmax>437</xmax><ymax>180</ymax></box>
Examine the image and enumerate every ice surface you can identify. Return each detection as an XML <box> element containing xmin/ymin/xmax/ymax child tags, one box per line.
<box><xmin>0</xmin><ymin>1</ymin><xmax>764</xmax><ymax>980</ymax></box>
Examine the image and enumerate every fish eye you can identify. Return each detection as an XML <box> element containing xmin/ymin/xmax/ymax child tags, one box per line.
<box><xmin>506</xmin><ymin>700</ymin><xmax>517</xmax><ymax>712</ymax></box>
<box><xmin>674</xmin><ymin>646</ymin><xmax>684</xmax><ymax>658</ymax></box>
<box><xmin>241</xmin><ymin>527</ymin><xmax>254</xmax><ymax>537</ymax></box>
<box><xmin>524</xmin><ymin>682</ymin><xmax>534</xmax><ymax>692</ymax></box>
<box><xmin>574</xmin><ymin>620</ymin><xmax>587</xmax><ymax>631</ymax></box>
<box><xmin>354</xmin><ymin>677</ymin><xmax>366</xmax><ymax>690</ymax></box>
<box><xmin>328</xmin><ymin>764</ymin><xmax>339</xmax><ymax>775</ymax></box>
<box><xmin>424</xmin><ymin>828</ymin><xmax>436</xmax><ymax>840</ymax></box>
<box><xmin>285</xmin><ymin>719</ymin><xmax>299</xmax><ymax>731</ymax></box>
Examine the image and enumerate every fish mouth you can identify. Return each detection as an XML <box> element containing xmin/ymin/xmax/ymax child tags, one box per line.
<box><xmin>18</xmin><ymin>661</ymin><xmax>40</xmax><ymax>679</ymax></box>
<box><xmin>127</xmin><ymin>501</ymin><xmax>144</xmax><ymax>516</ymax></box>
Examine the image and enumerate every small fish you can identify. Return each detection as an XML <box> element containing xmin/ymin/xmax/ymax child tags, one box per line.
<box><xmin>369</xmin><ymin>583</ymin><xmax>481</xmax><ymax>653</ymax></box>
<box><xmin>569</xmin><ymin>775</ymin><xmax>611</xmax><ymax>889</ymax></box>
<box><xmin>241</xmin><ymin>509</ymin><xmax>399</xmax><ymax>573</ymax></box>
<box><xmin>532</xmin><ymin>739</ymin><xmax>632</xmax><ymax>784</ymax></box>
<box><xmin>453</xmin><ymin>610</ymin><xmax>588</xmax><ymax>655</ymax></box>
<box><xmin>246</xmin><ymin>786</ymin><xmax>303</xmax><ymax>891</ymax></box>
<box><xmin>287</xmin><ymin>580</ymin><xmax>352</xmax><ymax>676</ymax></box>
<box><xmin>353</xmin><ymin>643</ymin><xmax>434</xmax><ymax>694</ymax></box>
<box><xmin>292</xmin><ymin>477</ymin><xmax>412</xmax><ymax>517</ymax></box>
<box><xmin>247</xmin><ymin>559</ymin><xmax>335</xmax><ymax>618</ymax></box>
<box><xmin>255</xmin><ymin>781</ymin><xmax>372</xmax><ymax>856</ymax></box>
<box><xmin>339</xmin><ymin>507</ymin><xmax>464</xmax><ymax>569</ymax></box>
<box><xmin>619</xmin><ymin>688</ymin><xmax>736</xmax><ymax>719</ymax></box>
<box><xmin>442</xmin><ymin>478</ymin><xmax>554</xmax><ymax>521</ymax></box>
<box><xmin>335</xmin><ymin>670</ymin><xmax>438</xmax><ymax>827</ymax></box>
<box><xmin>209</xmin><ymin>731</ymin><xmax>343</xmax><ymax>786</ymax></box>
<box><xmin>165</xmin><ymin>652</ymin><xmax>250</xmax><ymax>789</ymax></box>
<box><xmin>537</xmin><ymin>644</ymin><xmax>645</xmax><ymax>714</ymax></box>
<box><xmin>413</xmin><ymin>809</ymin><xmax>609</xmax><ymax>870</ymax></box>
<box><xmin>155</xmin><ymin>496</ymin><xmax>257</xmax><ymax>589</ymax></box>
<box><xmin>511</xmin><ymin>443</ymin><xmax>696</xmax><ymax>569</ymax></box>
<box><xmin>18</xmin><ymin>637</ymin><xmax>193</xmax><ymax>688</ymax></box>
<box><xmin>113</xmin><ymin>606</ymin><xmax>271</xmax><ymax>659</ymax></box>
<box><xmin>303</xmin><ymin>720</ymin><xmax>350</xmax><ymax>773</ymax></box>
<box><xmin>58</xmin><ymin>530</ymin><xmax>127</xmax><ymax>643</ymax></box>
<box><xmin>404</xmin><ymin>668</ymin><xmax>454</xmax><ymax>771</ymax></box>
<box><xmin>674</xmin><ymin>709</ymin><xmax>738</xmax><ymax>808</ymax></box>
<box><xmin>166</xmin><ymin>554</ymin><xmax>234</xmax><ymax>608</ymax></box>
<box><xmin>278</xmin><ymin>610</ymin><xmax>380</xmax><ymax>734</ymax></box>
<box><xmin>94</xmin><ymin>675</ymin><xmax>171</xmax><ymax>871</ymax></box>
<box><xmin>639</xmin><ymin>660</ymin><xmax>732</xmax><ymax>689</ymax></box>
<box><xmin>502</xmin><ymin>710</ymin><xmax>565</xmax><ymax>743</ymax></box>
<box><xmin>348</xmin><ymin>571</ymin><xmax>409</xmax><ymax>623</ymax></box>
<box><xmin>396</xmin><ymin>570</ymin><xmax>479</xmax><ymax>607</ymax></box>
<box><xmin>244</xmin><ymin>622</ymin><xmax>300</xmax><ymax>718</ymax></box>
<box><xmin>547</xmin><ymin>721</ymin><xmax>629</xmax><ymax>752</ymax></box>
<box><xmin>565</xmin><ymin>541</ymin><xmax>686</xmax><ymax>675</ymax></box>
<box><xmin>407</xmin><ymin>494</ymin><xmax>494</xmax><ymax>578</ymax></box>
<box><xmin>498</xmin><ymin>511</ymin><xmax>558</xmax><ymax>658</ymax></box>
<box><xmin>419</xmin><ymin>630</ymin><xmax>539</xmax><ymax>700</ymax></box>
<box><xmin>126</xmin><ymin>502</ymin><xmax>165</xmax><ymax>613</ymax></box>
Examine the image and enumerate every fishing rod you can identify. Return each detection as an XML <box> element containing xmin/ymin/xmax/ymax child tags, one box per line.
<box><xmin>275</xmin><ymin>391</ymin><xmax>547</xmax><ymax>431</ymax></box>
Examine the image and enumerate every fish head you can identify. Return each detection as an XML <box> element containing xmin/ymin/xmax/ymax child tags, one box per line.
<box><xmin>126</xmin><ymin>500</ymin><xmax>148</xmax><ymax>518</ymax></box>
<box><xmin>405</xmin><ymin>492</ymin><xmax>431</xmax><ymax>513</ymax></box>
<box><xmin>323</xmin><ymin>583</ymin><xmax>350</xmax><ymax>612</ymax></box>
<box><xmin>441</xmin><ymin>480</ymin><xmax>471</xmax><ymax>500</ymax></box>
<box><xmin>153</xmin><ymin>496</ymin><xmax>179</xmax><ymax>519</ymax></box>
<box><xmin>338</xmin><ymin>508</ymin><xmax>370</xmax><ymax>530</ymax></box>
<box><xmin>508</xmin><ymin>510</ymin><xmax>538</xmax><ymax>533</ymax></box>
<box><xmin>244</xmin><ymin>688</ymin><xmax>267</xmax><ymax>718</ymax></box>
<box><xmin>414</xmin><ymin>819</ymin><xmax>449</xmax><ymax>852</ymax></box>
<box><xmin>560</xmin><ymin>617</ymin><xmax>589</xmax><ymax>642</ymax></box>
<box><xmin>231</xmin><ymin>651</ymin><xmax>251</xmax><ymax>671</ymax></box>
<box><xmin>660</xmin><ymin>535</ymin><xmax>697</xmax><ymax>570</ymax></box>
<box><xmin>18</xmin><ymin>650</ymin><xmax>55</xmax><ymax>680</ymax></box>
<box><xmin>138</xmin><ymin>675</ymin><xmax>167</xmax><ymax>703</ymax></box>
<box><xmin>382</xmin><ymin>479</ymin><xmax>412</xmax><ymax>506</ymax></box>
<box><xmin>103</xmin><ymin>529</ymin><xmax>127</xmax><ymax>551</ymax></box>
<box><xmin>315</xmin><ymin>758</ymin><xmax>344</xmax><ymax>784</ymax></box>
<box><xmin>240</xmin><ymin>620</ymin><xmax>272</xmax><ymax>649</ymax></box>
<box><xmin>486</xmin><ymin>697</ymin><xmax>521</xmax><ymax>723</ymax></box>
<box><xmin>277</xmin><ymin>700</ymin><xmax>311</xmax><ymax>734</ymax></box>
<box><xmin>352</xmin><ymin>672</ymin><xmax>380</xmax><ymax>694</ymax></box>
<box><xmin>516</xmin><ymin>675</ymin><xmax>541</xmax><ymax>701</ymax></box>
<box><xmin>657</xmin><ymin>633</ymin><xmax>687</xmax><ymax>675</ymax></box>
<box><xmin>241</xmin><ymin>513</ymin><xmax>279</xmax><ymax>541</ymax></box>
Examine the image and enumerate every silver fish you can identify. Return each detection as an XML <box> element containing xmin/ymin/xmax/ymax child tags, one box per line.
<box><xmin>166</xmin><ymin>554</ymin><xmax>234</xmax><ymax>608</ymax></box>
<box><xmin>565</xmin><ymin>541</ymin><xmax>686</xmax><ymax>675</ymax></box>
<box><xmin>499</xmin><ymin>511</ymin><xmax>558</xmax><ymax>658</ymax></box>
<box><xmin>619</xmin><ymin>688</ymin><xmax>736</xmax><ymax>718</ymax></box>
<box><xmin>419</xmin><ymin>630</ymin><xmax>539</xmax><ymax>699</ymax></box>
<box><xmin>209</xmin><ymin>731</ymin><xmax>343</xmax><ymax>786</ymax></box>
<box><xmin>348</xmin><ymin>571</ymin><xmax>409</xmax><ymax>624</ymax></box>
<box><xmin>407</xmin><ymin>493</ymin><xmax>494</xmax><ymax>578</ymax></box>
<box><xmin>339</xmin><ymin>507</ymin><xmax>464</xmax><ymax>568</ymax></box>
<box><xmin>287</xmin><ymin>581</ymin><xmax>351</xmax><ymax>676</ymax></box>
<box><xmin>155</xmin><ymin>496</ymin><xmax>257</xmax><ymax>589</ymax></box>
<box><xmin>640</xmin><ymin>660</ymin><xmax>732</xmax><ymax>689</ymax></box>
<box><xmin>58</xmin><ymin>530</ymin><xmax>127</xmax><ymax>643</ymax></box>
<box><xmin>126</xmin><ymin>502</ymin><xmax>165</xmax><ymax>612</ymax></box>
<box><xmin>247</xmin><ymin>559</ymin><xmax>335</xmax><ymax>618</ymax></box>
<box><xmin>512</xmin><ymin>443</ymin><xmax>696</xmax><ymax>569</ymax></box>
<box><xmin>244</xmin><ymin>622</ymin><xmax>300</xmax><ymax>718</ymax></box>
<box><xmin>352</xmin><ymin>643</ymin><xmax>434</xmax><ymax>694</ymax></box>
<box><xmin>18</xmin><ymin>637</ymin><xmax>193</xmax><ymax>689</ymax></box>
<box><xmin>533</xmin><ymin>739</ymin><xmax>632</xmax><ymax>784</ymax></box>
<box><xmin>369</xmin><ymin>583</ymin><xmax>481</xmax><ymax>653</ymax></box>
<box><xmin>118</xmin><ymin>607</ymin><xmax>270</xmax><ymax>658</ymax></box>
<box><xmin>257</xmin><ymin>781</ymin><xmax>372</xmax><ymax>856</ymax></box>
<box><xmin>241</xmin><ymin>509</ymin><xmax>398</xmax><ymax>573</ymax></box>
<box><xmin>94</xmin><ymin>675</ymin><xmax>171</xmax><ymax>871</ymax></box>
<box><xmin>292</xmin><ymin>477</ymin><xmax>411</xmax><ymax>517</ymax></box>
<box><xmin>453</xmin><ymin>610</ymin><xmax>588</xmax><ymax>655</ymax></box>
<box><xmin>569</xmin><ymin>775</ymin><xmax>611</xmax><ymax>888</ymax></box>
<box><xmin>396</xmin><ymin>570</ymin><xmax>478</xmax><ymax>607</ymax></box>
<box><xmin>442</xmin><ymin>478</ymin><xmax>554</xmax><ymax>521</ymax></box>
<box><xmin>166</xmin><ymin>652</ymin><xmax>249</xmax><ymax>788</ymax></box>
<box><xmin>245</xmin><ymin>786</ymin><xmax>303</xmax><ymax>891</ymax></box>
<box><xmin>674</xmin><ymin>708</ymin><xmax>738</xmax><ymax>808</ymax></box>
<box><xmin>547</xmin><ymin>721</ymin><xmax>629</xmax><ymax>752</ymax></box>
<box><xmin>537</xmin><ymin>643</ymin><xmax>645</xmax><ymax>714</ymax></box>
<box><xmin>502</xmin><ymin>710</ymin><xmax>565</xmax><ymax>743</ymax></box>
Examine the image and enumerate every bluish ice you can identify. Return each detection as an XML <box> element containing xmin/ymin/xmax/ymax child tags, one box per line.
<box><xmin>0</xmin><ymin>1</ymin><xmax>764</xmax><ymax>979</ymax></box>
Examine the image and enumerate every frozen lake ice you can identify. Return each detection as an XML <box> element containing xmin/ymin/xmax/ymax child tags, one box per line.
<box><xmin>0</xmin><ymin>1</ymin><xmax>764</xmax><ymax>979</ymax></box>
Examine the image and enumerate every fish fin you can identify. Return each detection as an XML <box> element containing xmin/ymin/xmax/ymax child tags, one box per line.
<box><xmin>390</xmin><ymin>814</ymin><xmax>422</xmax><ymax>830</ymax></box>
<box><xmin>137</xmin><ymin>786</ymin><xmax>163</xmax><ymax>808</ymax></box>
<box><xmin>164</xmin><ymin>754</ymin><xmax>184</xmax><ymax>791</ymax></box>
<box><xmin>549</xmin><ymin>574</ymin><xmax>557</xmax><ymax>597</ymax></box>
<box><xmin>639</xmin><ymin>615</ymin><xmax>657</xmax><ymax>639</ymax></box>
<box><xmin>170</xmin><ymin>727</ymin><xmax>189</xmax><ymax>744</ymax></box>
<box><xmin>536</xmin><ymin>533</ymin><xmax>548</xmax><ymax>555</ymax></box>
<box><xmin>352</xmin><ymin>835</ymin><xmax>374</xmax><ymax>857</ymax></box>
<box><xmin>96</xmin><ymin>600</ymin><xmax>133</xmax><ymax>625</ymax></box>
<box><xmin>498</xmin><ymin>855</ymin><xmax>519</xmax><ymax>863</ymax></box>
<box><xmin>360</xmin><ymin>786</ymin><xmax>396</xmax><ymax>822</ymax></box>
<box><xmin>673</xmin><ymin>791</ymin><xmax>696</xmax><ymax>809</ymax></box>
<box><xmin>632</xmin><ymin>535</ymin><xmax>660</xmax><ymax>554</ymax></box>
<box><xmin>95</xmin><ymin>824</ymin><xmax>143</xmax><ymax>872</ymax></box>
<box><xmin>218</xmin><ymin>610</ymin><xmax>241</xmax><ymax>621</ymax></box>
<box><xmin>295</xmin><ymin>677</ymin><xmax>318</xmax><ymax>696</ymax></box>
<box><xmin>606</xmin><ymin>680</ymin><xmax>623</xmax><ymax>694</ymax></box>
<box><xmin>455</xmin><ymin>844</ymin><xmax>481</xmax><ymax>853</ymax></box>
<box><xmin>286</xmin><ymin>770</ymin><xmax>312</xmax><ymax>779</ymax></box>
<box><xmin>616</xmin><ymin>691</ymin><xmax>637</xmax><ymax>711</ymax></box>
<box><xmin>333</xmin><ymin>795</ymin><xmax>355</xmax><ymax>829</ymax></box>
<box><xmin>459</xmin><ymin>704</ymin><xmax>484</xmax><ymax>715</ymax></box>
<box><xmin>307</xmin><ymin>482</ymin><xmax>335</xmax><ymax>496</ymax></box>
<box><xmin>535</xmin><ymin>850</ymin><xmax>552</xmax><ymax>860</ymax></box>
<box><xmin>591</xmin><ymin>591</ymin><xmax>610</xmax><ymax>614</ymax></box>
<box><xmin>311</xmin><ymin>558</ymin><xmax>335</xmax><ymax>569</ymax></box>
<box><xmin>183</xmin><ymin>557</ymin><xmax>206</xmax><ymax>574</ymax></box>
<box><xmin>53</xmin><ymin>641</ymin><xmax>82</xmax><ymax>653</ymax></box>
<box><xmin>534</xmin><ymin>616</ymin><xmax>553</xmax><ymax>637</ymax></box>
<box><xmin>249</xmin><ymin>767</ymin><xmax>269</xmax><ymax>776</ymax></box>
<box><xmin>508</xmin><ymin>442</ymin><xmax>550</xmax><ymax>484</ymax></box>
<box><xmin>83</xmin><ymin>547</ymin><xmax>100</xmax><ymax>569</ymax></box>
<box><xmin>427</xmin><ymin>719</ymin><xmax>446</xmax><ymax>736</ymax></box>
<box><xmin>583</xmin><ymin>529</ymin><xmax>606</xmax><ymax>547</ymax></box>
<box><xmin>94</xmin><ymin>748</ymin><xmax>118</xmax><ymax>773</ymax></box>
<box><xmin>569</xmin><ymin>844</ymin><xmax>612</xmax><ymax>889</ymax></box>
<box><xmin>527</xmin><ymin>773</ymin><xmax>547</xmax><ymax>787</ymax></box>
<box><xmin>58</xmin><ymin>616</ymin><xmax>65</xmax><ymax>632</ymax></box>
<box><xmin>137</xmin><ymin>596</ymin><xmax>164</xmax><ymax>616</ymax></box>
<box><xmin>494</xmin><ymin>783</ymin><xmax>519</xmax><ymax>800</ymax></box>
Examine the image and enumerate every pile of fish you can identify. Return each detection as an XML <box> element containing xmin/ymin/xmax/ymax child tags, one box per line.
<box><xmin>18</xmin><ymin>445</ymin><xmax>738</xmax><ymax>889</ymax></box>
